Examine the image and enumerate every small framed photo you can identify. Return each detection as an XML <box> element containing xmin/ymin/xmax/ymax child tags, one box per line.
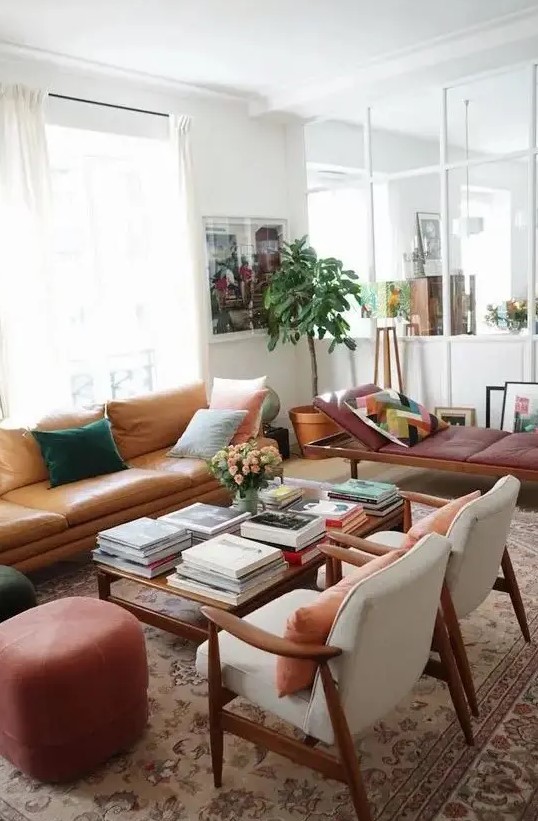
<box><xmin>416</xmin><ymin>212</ymin><xmax>441</xmax><ymax>261</ymax></box>
<box><xmin>501</xmin><ymin>382</ymin><xmax>538</xmax><ymax>432</ymax></box>
<box><xmin>435</xmin><ymin>407</ymin><xmax>476</xmax><ymax>427</ymax></box>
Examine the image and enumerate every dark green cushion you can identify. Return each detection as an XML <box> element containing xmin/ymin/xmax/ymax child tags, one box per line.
<box><xmin>32</xmin><ymin>418</ymin><xmax>128</xmax><ymax>488</ymax></box>
<box><xmin>0</xmin><ymin>566</ymin><xmax>37</xmax><ymax>622</ymax></box>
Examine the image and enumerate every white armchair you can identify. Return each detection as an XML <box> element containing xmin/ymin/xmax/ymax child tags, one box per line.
<box><xmin>321</xmin><ymin>475</ymin><xmax>528</xmax><ymax>720</ymax></box>
<box><xmin>196</xmin><ymin>533</ymin><xmax>470</xmax><ymax>821</ymax></box>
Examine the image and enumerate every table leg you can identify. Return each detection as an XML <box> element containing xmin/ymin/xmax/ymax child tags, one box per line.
<box><xmin>350</xmin><ymin>460</ymin><xmax>358</xmax><ymax>479</ymax></box>
<box><xmin>97</xmin><ymin>571</ymin><xmax>111</xmax><ymax>601</ymax></box>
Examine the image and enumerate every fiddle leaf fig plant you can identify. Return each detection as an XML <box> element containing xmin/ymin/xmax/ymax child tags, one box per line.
<box><xmin>264</xmin><ymin>236</ymin><xmax>361</xmax><ymax>399</ymax></box>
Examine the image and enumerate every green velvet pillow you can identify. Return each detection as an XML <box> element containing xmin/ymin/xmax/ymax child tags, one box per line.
<box><xmin>32</xmin><ymin>418</ymin><xmax>128</xmax><ymax>488</ymax></box>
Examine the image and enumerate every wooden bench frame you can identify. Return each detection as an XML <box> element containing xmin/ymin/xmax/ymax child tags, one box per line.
<box><xmin>303</xmin><ymin>431</ymin><xmax>538</xmax><ymax>483</ymax></box>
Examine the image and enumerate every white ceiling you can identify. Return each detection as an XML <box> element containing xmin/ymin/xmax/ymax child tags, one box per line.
<box><xmin>0</xmin><ymin>0</ymin><xmax>537</xmax><ymax>102</ymax></box>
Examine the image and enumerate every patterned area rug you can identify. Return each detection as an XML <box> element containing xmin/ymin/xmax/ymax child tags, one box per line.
<box><xmin>0</xmin><ymin>508</ymin><xmax>537</xmax><ymax>821</ymax></box>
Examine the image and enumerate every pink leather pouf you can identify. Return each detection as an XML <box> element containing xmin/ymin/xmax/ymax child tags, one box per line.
<box><xmin>0</xmin><ymin>596</ymin><xmax>148</xmax><ymax>782</ymax></box>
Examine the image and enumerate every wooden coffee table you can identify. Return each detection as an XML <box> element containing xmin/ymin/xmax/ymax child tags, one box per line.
<box><xmin>96</xmin><ymin>489</ymin><xmax>403</xmax><ymax>644</ymax></box>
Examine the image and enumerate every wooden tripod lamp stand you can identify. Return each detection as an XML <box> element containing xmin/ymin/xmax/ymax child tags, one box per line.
<box><xmin>373</xmin><ymin>324</ymin><xmax>403</xmax><ymax>392</ymax></box>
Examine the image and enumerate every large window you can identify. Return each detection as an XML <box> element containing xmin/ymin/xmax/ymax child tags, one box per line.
<box><xmin>46</xmin><ymin>125</ymin><xmax>178</xmax><ymax>406</ymax></box>
<box><xmin>307</xmin><ymin>179</ymin><xmax>370</xmax><ymax>336</ymax></box>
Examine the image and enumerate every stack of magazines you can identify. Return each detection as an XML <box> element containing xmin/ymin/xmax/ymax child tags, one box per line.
<box><xmin>288</xmin><ymin>498</ymin><xmax>368</xmax><ymax>532</ymax></box>
<box><xmin>93</xmin><ymin>517</ymin><xmax>192</xmax><ymax>578</ymax></box>
<box><xmin>328</xmin><ymin>479</ymin><xmax>402</xmax><ymax>517</ymax></box>
<box><xmin>240</xmin><ymin>509</ymin><xmax>326</xmax><ymax>565</ymax></box>
<box><xmin>258</xmin><ymin>482</ymin><xmax>303</xmax><ymax>510</ymax></box>
<box><xmin>159</xmin><ymin>503</ymin><xmax>251</xmax><ymax>542</ymax></box>
<box><xmin>167</xmin><ymin>534</ymin><xmax>287</xmax><ymax>605</ymax></box>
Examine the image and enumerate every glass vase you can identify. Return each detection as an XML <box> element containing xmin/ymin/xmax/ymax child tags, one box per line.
<box><xmin>235</xmin><ymin>488</ymin><xmax>259</xmax><ymax>515</ymax></box>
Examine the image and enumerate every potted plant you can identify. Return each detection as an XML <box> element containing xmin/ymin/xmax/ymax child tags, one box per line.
<box><xmin>264</xmin><ymin>236</ymin><xmax>361</xmax><ymax>454</ymax></box>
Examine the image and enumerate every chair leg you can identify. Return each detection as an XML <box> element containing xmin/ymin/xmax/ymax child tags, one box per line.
<box><xmin>319</xmin><ymin>664</ymin><xmax>372</xmax><ymax>821</ymax></box>
<box><xmin>501</xmin><ymin>547</ymin><xmax>531</xmax><ymax>643</ymax></box>
<box><xmin>433</xmin><ymin>611</ymin><xmax>474</xmax><ymax>746</ymax></box>
<box><xmin>440</xmin><ymin>584</ymin><xmax>479</xmax><ymax>717</ymax></box>
<box><xmin>207</xmin><ymin>622</ymin><xmax>224</xmax><ymax>787</ymax></box>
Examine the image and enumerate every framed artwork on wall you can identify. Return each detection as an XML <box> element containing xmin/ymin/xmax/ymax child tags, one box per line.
<box><xmin>203</xmin><ymin>217</ymin><xmax>287</xmax><ymax>341</ymax></box>
<box><xmin>501</xmin><ymin>382</ymin><xmax>538</xmax><ymax>432</ymax></box>
<box><xmin>416</xmin><ymin>212</ymin><xmax>441</xmax><ymax>262</ymax></box>
<box><xmin>435</xmin><ymin>406</ymin><xmax>476</xmax><ymax>427</ymax></box>
<box><xmin>485</xmin><ymin>385</ymin><xmax>505</xmax><ymax>429</ymax></box>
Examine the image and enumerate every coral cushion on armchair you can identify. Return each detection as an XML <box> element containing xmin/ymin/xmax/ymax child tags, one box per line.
<box><xmin>276</xmin><ymin>550</ymin><xmax>403</xmax><ymax>697</ymax></box>
<box><xmin>401</xmin><ymin>490</ymin><xmax>481</xmax><ymax>550</ymax></box>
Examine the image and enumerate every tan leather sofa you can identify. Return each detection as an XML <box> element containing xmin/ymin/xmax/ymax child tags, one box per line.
<box><xmin>0</xmin><ymin>383</ymin><xmax>274</xmax><ymax>572</ymax></box>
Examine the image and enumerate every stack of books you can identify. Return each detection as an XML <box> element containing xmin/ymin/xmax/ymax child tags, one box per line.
<box><xmin>328</xmin><ymin>479</ymin><xmax>402</xmax><ymax>517</ymax></box>
<box><xmin>93</xmin><ymin>517</ymin><xmax>192</xmax><ymax>578</ymax></box>
<box><xmin>158</xmin><ymin>503</ymin><xmax>251</xmax><ymax>542</ymax></box>
<box><xmin>167</xmin><ymin>533</ymin><xmax>287</xmax><ymax>605</ymax></box>
<box><xmin>240</xmin><ymin>509</ymin><xmax>326</xmax><ymax>565</ymax></box>
<box><xmin>258</xmin><ymin>482</ymin><xmax>303</xmax><ymax>510</ymax></box>
<box><xmin>288</xmin><ymin>498</ymin><xmax>368</xmax><ymax>533</ymax></box>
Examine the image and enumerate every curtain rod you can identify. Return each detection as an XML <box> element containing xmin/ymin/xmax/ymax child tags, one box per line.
<box><xmin>49</xmin><ymin>93</ymin><xmax>169</xmax><ymax>119</ymax></box>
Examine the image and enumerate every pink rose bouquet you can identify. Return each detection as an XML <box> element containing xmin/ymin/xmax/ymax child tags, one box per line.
<box><xmin>208</xmin><ymin>440</ymin><xmax>282</xmax><ymax>497</ymax></box>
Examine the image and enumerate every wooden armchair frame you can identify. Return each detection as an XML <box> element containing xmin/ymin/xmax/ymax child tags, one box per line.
<box><xmin>202</xmin><ymin>601</ymin><xmax>373</xmax><ymax>821</ymax></box>
<box><xmin>201</xmin><ymin>540</ymin><xmax>474</xmax><ymax>821</ymax></box>
<box><xmin>325</xmin><ymin>488</ymin><xmax>531</xmax><ymax>719</ymax></box>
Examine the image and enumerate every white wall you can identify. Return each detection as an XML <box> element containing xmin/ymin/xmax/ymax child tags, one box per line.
<box><xmin>0</xmin><ymin>51</ymin><xmax>310</xmax><ymax>432</ymax></box>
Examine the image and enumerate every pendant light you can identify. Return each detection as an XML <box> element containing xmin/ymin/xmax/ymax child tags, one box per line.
<box><xmin>452</xmin><ymin>99</ymin><xmax>484</xmax><ymax>237</ymax></box>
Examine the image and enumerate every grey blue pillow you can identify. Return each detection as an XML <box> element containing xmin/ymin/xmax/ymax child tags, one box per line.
<box><xmin>168</xmin><ymin>408</ymin><xmax>247</xmax><ymax>460</ymax></box>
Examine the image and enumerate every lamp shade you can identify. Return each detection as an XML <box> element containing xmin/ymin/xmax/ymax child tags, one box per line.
<box><xmin>452</xmin><ymin>216</ymin><xmax>484</xmax><ymax>236</ymax></box>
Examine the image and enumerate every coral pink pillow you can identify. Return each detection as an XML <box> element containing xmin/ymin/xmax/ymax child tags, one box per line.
<box><xmin>401</xmin><ymin>490</ymin><xmax>481</xmax><ymax>550</ymax></box>
<box><xmin>276</xmin><ymin>550</ymin><xmax>403</xmax><ymax>697</ymax></box>
<box><xmin>210</xmin><ymin>385</ymin><xmax>268</xmax><ymax>443</ymax></box>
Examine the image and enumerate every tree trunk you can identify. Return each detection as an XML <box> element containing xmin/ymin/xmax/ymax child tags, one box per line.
<box><xmin>307</xmin><ymin>335</ymin><xmax>318</xmax><ymax>400</ymax></box>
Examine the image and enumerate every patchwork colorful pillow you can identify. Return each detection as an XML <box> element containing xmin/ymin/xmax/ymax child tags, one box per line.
<box><xmin>346</xmin><ymin>389</ymin><xmax>449</xmax><ymax>448</ymax></box>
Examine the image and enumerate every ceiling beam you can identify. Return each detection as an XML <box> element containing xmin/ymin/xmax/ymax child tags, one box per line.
<box><xmin>251</xmin><ymin>6</ymin><xmax>538</xmax><ymax>118</ymax></box>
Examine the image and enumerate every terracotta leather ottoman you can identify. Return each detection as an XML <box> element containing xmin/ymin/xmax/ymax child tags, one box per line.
<box><xmin>0</xmin><ymin>597</ymin><xmax>148</xmax><ymax>782</ymax></box>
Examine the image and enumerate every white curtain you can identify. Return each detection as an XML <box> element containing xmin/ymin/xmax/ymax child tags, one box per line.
<box><xmin>0</xmin><ymin>84</ymin><xmax>69</xmax><ymax>421</ymax></box>
<box><xmin>168</xmin><ymin>114</ymin><xmax>208</xmax><ymax>386</ymax></box>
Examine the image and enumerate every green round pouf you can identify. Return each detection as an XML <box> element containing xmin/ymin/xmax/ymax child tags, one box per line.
<box><xmin>0</xmin><ymin>566</ymin><xmax>37</xmax><ymax>623</ymax></box>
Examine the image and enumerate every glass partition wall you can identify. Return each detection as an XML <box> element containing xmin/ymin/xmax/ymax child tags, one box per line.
<box><xmin>307</xmin><ymin>62</ymin><xmax>538</xmax><ymax>341</ymax></box>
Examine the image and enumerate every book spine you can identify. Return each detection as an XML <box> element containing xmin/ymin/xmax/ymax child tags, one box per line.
<box><xmin>282</xmin><ymin>549</ymin><xmax>320</xmax><ymax>565</ymax></box>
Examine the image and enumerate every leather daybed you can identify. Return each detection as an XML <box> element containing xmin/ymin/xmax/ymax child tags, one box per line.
<box><xmin>304</xmin><ymin>384</ymin><xmax>538</xmax><ymax>483</ymax></box>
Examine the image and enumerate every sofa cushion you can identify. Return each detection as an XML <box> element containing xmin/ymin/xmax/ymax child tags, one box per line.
<box><xmin>0</xmin><ymin>407</ymin><xmax>106</xmax><ymax>496</ymax></box>
<box><xmin>3</xmin><ymin>469</ymin><xmax>190</xmax><ymax>527</ymax></box>
<box><xmin>168</xmin><ymin>408</ymin><xmax>247</xmax><ymax>460</ymax></box>
<box><xmin>0</xmin><ymin>501</ymin><xmax>67</xmax><ymax>551</ymax></box>
<box><xmin>467</xmin><ymin>432</ymin><xmax>538</xmax><ymax>469</ymax></box>
<box><xmin>107</xmin><ymin>383</ymin><xmax>208</xmax><ymax>460</ymax></box>
<box><xmin>35</xmin><ymin>406</ymin><xmax>105</xmax><ymax>431</ymax></box>
<box><xmin>209</xmin><ymin>379</ymin><xmax>268</xmax><ymax>443</ymax></box>
<box><xmin>379</xmin><ymin>426</ymin><xmax>509</xmax><ymax>462</ymax></box>
<box><xmin>0</xmin><ymin>428</ymin><xmax>48</xmax><ymax>495</ymax></box>
<box><xmin>314</xmin><ymin>385</ymin><xmax>387</xmax><ymax>451</ymax></box>
<box><xmin>32</xmin><ymin>419</ymin><xmax>128</xmax><ymax>488</ymax></box>
<box><xmin>129</xmin><ymin>449</ymin><xmax>213</xmax><ymax>484</ymax></box>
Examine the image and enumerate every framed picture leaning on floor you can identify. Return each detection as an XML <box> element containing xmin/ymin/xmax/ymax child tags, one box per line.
<box><xmin>435</xmin><ymin>407</ymin><xmax>476</xmax><ymax>427</ymax></box>
<box><xmin>501</xmin><ymin>382</ymin><xmax>538</xmax><ymax>432</ymax></box>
